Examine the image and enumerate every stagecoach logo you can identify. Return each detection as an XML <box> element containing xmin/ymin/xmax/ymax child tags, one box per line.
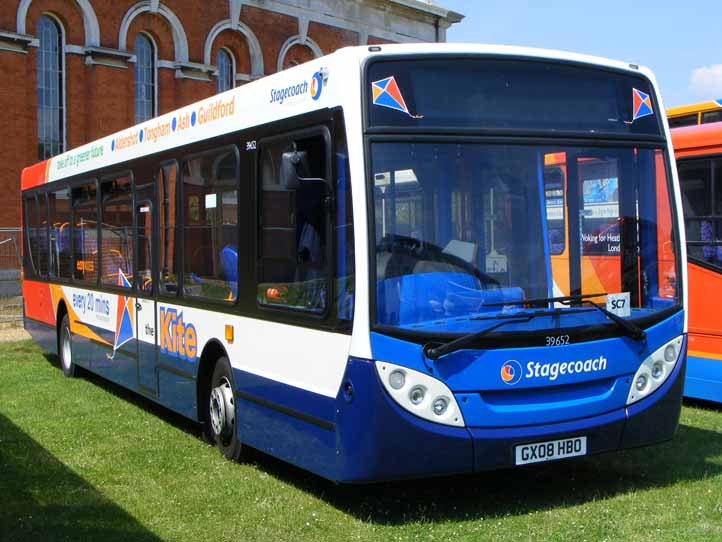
<box><xmin>501</xmin><ymin>356</ymin><xmax>609</xmax><ymax>385</ymax></box>
<box><xmin>310</xmin><ymin>71</ymin><xmax>324</xmax><ymax>101</ymax></box>
<box><xmin>501</xmin><ymin>360</ymin><xmax>523</xmax><ymax>385</ymax></box>
<box><xmin>270</xmin><ymin>70</ymin><xmax>325</xmax><ymax>105</ymax></box>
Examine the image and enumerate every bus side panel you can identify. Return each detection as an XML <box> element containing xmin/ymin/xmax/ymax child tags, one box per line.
<box><xmin>23</xmin><ymin>280</ymin><xmax>56</xmax><ymax>326</ymax></box>
<box><xmin>157</xmin><ymin>368</ymin><xmax>198</xmax><ymax>420</ymax></box>
<box><xmin>686</xmin><ymin>262</ymin><xmax>722</xmax><ymax>401</ymax></box>
<box><xmin>87</xmin><ymin>338</ymin><xmax>138</xmax><ymax>391</ymax></box>
<box><xmin>22</xmin><ymin>280</ymin><xmax>57</xmax><ymax>354</ymax></box>
<box><xmin>233</xmin><ymin>369</ymin><xmax>338</xmax><ymax>480</ymax></box>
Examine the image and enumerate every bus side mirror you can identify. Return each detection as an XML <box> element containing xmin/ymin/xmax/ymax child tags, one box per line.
<box><xmin>280</xmin><ymin>151</ymin><xmax>305</xmax><ymax>189</ymax></box>
<box><xmin>280</xmin><ymin>150</ymin><xmax>335</xmax><ymax>212</ymax></box>
<box><xmin>281</xmin><ymin>150</ymin><xmax>330</xmax><ymax>188</ymax></box>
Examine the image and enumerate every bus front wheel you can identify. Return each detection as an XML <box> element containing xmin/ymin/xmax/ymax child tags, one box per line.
<box><xmin>207</xmin><ymin>356</ymin><xmax>243</xmax><ymax>461</ymax></box>
<box><xmin>59</xmin><ymin>314</ymin><xmax>76</xmax><ymax>378</ymax></box>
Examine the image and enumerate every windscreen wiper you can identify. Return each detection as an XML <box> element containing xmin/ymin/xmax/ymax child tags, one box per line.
<box><xmin>481</xmin><ymin>292</ymin><xmax>607</xmax><ymax>308</ymax></box>
<box><xmin>424</xmin><ymin>316</ymin><xmax>534</xmax><ymax>360</ymax></box>
<box><xmin>484</xmin><ymin>291</ymin><xmax>646</xmax><ymax>342</ymax></box>
<box><xmin>424</xmin><ymin>293</ymin><xmax>646</xmax><ymax>360</ymax></box>
<box><xmin>559</xmin><ymin>298</ymin><xmax>646</xmax><ymax>342</ymax></box>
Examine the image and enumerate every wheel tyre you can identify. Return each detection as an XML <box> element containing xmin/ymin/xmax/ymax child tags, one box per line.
<box><xmin>206</xmin><ymin>356</ymin><xmax>243</xmax><ymax>461</ymax></box>
<box><xmin>59</xmin><ymin>314</ymin><xmax>76</xmax><ymax>378</ymax></box>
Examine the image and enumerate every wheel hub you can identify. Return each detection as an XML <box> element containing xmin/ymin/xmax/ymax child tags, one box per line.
<box><xmin>61</xmin><ymin>328</ymin><xmax>72</xmax><ymax>370</ymax></box>
<box><xmin>209</xmin><ymin>377</ymin><xmax>235</xmax><ymax>438</ymax></box>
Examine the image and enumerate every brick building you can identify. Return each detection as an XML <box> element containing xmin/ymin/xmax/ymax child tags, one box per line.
<box><xmin>0</xmin><ymin>0</ymin><xmax>462</xmax><ymax>228</ymax></box>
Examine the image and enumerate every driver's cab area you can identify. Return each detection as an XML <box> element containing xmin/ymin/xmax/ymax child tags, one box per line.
<box><xmin>372</xmin><ymin>143</ymin><xmax>550</xmax><ymax>328</ymax></box>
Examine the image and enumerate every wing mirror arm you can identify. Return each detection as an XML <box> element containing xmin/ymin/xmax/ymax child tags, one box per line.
<box><xmin>281</xmin><ymin>151</ymin><xmax>335</xmax><ymax>214</ymax></box>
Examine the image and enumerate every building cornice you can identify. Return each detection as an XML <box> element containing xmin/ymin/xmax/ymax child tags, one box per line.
<box><xmin>0</xmin><ymin>30</ymin><xmax>33</xmax><ymax>54</ymax></box>
<box><xmin>388</xmin><ymin>0</ymin><xmax>464</xmax><ymax>24</ymax></box>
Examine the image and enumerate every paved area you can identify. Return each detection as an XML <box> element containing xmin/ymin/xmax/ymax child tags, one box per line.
<box><xmin>0</xmin><ymin>326</ymin><xmax>30</xmax><ymax>342</ymax></box>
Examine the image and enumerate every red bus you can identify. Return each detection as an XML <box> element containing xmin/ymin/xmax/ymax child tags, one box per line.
<box><xmin>673</xmin><ymin>122</ymin><xmax>722</xmax><ymax>401</ymax></box>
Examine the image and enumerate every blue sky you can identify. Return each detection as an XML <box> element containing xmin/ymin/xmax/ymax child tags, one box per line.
<box><xmin>441</xmin><ymin>0</ymin><xmax>722</xmax><ymax>108</ymax></box>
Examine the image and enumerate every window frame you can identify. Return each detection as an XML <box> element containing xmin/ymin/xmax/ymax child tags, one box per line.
<box><xmin>156</xmin><ymin>159</ymin><xmax>180</xmax><ymax>300</ymax></box>
<box><xmin>22</xmin><ymin>192</ymin><xmax>40</xmax><ymax>278</ymax></box>
<box><xmin>216</xmin><ymin>48</ymin><xmax>235</xmax><ymax>94</ymax></box>
<box><xmin>543</xmin><ymin>164</ymin><xmax>566</xmax><ymax>256</ymax></box>
<box><xmin>99</xmin><ymin>170</ymin><xmax>136</xmax><ymax>293</ymax></box>
<box><xmin>701</xmin><ymin>110</ymin><xmax>722</xmax><ymax>125</ymax></box>
<box><xmin>677</xmin><ymin>154</ymin><xmax>722</xmax><ymax>273</ymax></box>
<box><xmin>179</xmin><ymin>144</ymin><xmax>241</xmax><ymax>306</ymax></box>
<box><xmin>365</xmin><ymin>133</ymin><xmax>683</xmax><ymax>345</ymax></box>
<box><xmin>34</xmin><ymin>191</ymin><xmax>50</xmax><ymax>278</ymax></box>
<box><xmin>668</xmin><ymin>114</ymin><xmax>698</xmax><ymax>129</ymax></box>
<box><xmin>130</xmin><ymin>168</ymin><xmax>158</xmax><ymax>300</ymax></box>
<box><xmin>133</xmin><ymin>32</ymin><xmax>157</xmax><ymax>124</ymax></box>
<box><xmin>255</xmin><ymin>124</ymin><xmax>334</xmax><ymax>320</ymax></box>
<box><xmin>48</xmin><ymin>183</ymin><xmax>74</xmax><ymax>280</ymax></box>
<box><xmin>71</xmin><ymin>177</ymin><xmax>100</xmax><ymax>286</ymax></box>
<box><xmin>36</xmin><ymin>13</ymin><xmax>65</xmax><ymax>160</ymax></box>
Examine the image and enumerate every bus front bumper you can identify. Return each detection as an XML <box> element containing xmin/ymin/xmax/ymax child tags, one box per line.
<box><xmin>335</xmin><ymin>349</ymin><xmax>685</xmax><ymax>483</ymax></box>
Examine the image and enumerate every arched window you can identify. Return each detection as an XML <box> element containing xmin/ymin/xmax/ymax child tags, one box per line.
<box><xmin>134</xmin><ymin>34</ymin><xmax>155</xmax><ymax>123</ymax></box>
<box><xmin>36</xmin><ymin>15</ymin><xmax>64</xmax><ymax>160</ymax></box>
<box><xmin>216</xmin><ymin>49</ymin><xmax>234</xmax><ymax>93</ymax></box>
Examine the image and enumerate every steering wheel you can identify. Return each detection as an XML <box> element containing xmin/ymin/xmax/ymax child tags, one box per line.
<box><xmin>376</xmin><ymin>234</ymin><xmax>501</xmax><ymax>289</ymax></box>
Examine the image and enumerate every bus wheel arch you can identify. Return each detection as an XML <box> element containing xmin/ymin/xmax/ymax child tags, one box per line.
<box><xmin>197</xmin><ymin>341</ymin><xmax>243</xmax><ymax>461</ymax></box>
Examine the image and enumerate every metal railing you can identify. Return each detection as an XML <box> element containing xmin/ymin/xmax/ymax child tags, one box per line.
<box><xmin>0</xmin><ymin>228</ymin><xmax>22</xmax><ymax>325</ymax></box>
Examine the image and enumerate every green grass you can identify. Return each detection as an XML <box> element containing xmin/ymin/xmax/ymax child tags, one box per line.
<box><xmin>1</xmin><ymin>340</ymin><xmax>722</xmax><ymax>542</ymax></box>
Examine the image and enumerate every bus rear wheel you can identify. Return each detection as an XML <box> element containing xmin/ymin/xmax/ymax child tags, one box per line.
<box><xmin>59</xmin><ymin>314</ymin><xmax>76</xmax><ymax>378</ymax></box>
<box><xmin>207</xmin><ymin>356</ymin><xmax>243</xmax><ymax>461</ymax></box>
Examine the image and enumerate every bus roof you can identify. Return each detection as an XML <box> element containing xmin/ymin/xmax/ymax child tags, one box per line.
<box><xmin>21</xmin><ymin>42</ymin><xmax>658</xmax><ymax>191</ymax></box>
<box><xmin>667</xmin><ymin>99</ymin><xmax>722</xmax><ymax>118</ymax></box>
<box><xmin>671</xmin><ymin>122</ymin><xmax>722</xmax><ymax>156</ymax></box>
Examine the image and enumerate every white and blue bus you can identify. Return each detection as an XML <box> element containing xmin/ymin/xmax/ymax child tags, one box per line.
<box><xmin>22</xmin><ymin>44</ymin><xmax>687</xmax><ymax>481</ymax></box>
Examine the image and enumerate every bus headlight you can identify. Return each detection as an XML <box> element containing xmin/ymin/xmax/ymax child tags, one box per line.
<box><xmin>626</xmin><ymin>335</ymin><xmax>683</xmax><ymax>405</ymax></box>
<box><xmin>376</xmin><ymin>361</ymin><xmax>465</xmax><ymax>427</ymax></box>
<box><xmin>389</xmin><ymin>370</ymin><xmax>406</xmax><ymax>390</ymax></box>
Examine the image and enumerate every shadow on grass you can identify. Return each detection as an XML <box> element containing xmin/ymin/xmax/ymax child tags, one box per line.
<box><xmin>0</xmin><ymin>413</ymin><xmax>160</xmax><ymax>542</ymax></box>
<box><xmin>42</xmin><ymin>353</ymin><xmax>201</xmax><ymax>439</ymax></box>
<box><xmin>243</xmin><ymin>422</ymin><xmax>722</xmax><ymax>526</ymax></box>
<box><xmin>38</xmin><ymin>353</ymin><xmax>722</xmax><ymax>526</ymax></box>
<box><xmin>684</xmin><ymin>396</ymin><xmax>722</xmax><ymax>412</ymax></box>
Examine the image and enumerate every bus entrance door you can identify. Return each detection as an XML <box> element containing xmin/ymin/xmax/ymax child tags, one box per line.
<box><xmin>135</xmin><ymin>200</ymin><xmax>158</xmax><ymax>396</ymax></box>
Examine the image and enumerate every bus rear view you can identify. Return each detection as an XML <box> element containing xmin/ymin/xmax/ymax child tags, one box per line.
<box><xmin>348</xmin><ymin>49</ymin><xmax>686</xmax><ymax>480</ymax></box>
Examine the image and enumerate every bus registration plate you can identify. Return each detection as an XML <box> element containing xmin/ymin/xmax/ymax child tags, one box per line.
<box><xmin>515</xmin><ymin>436</ymin><xmax>587</xmax><ymax>465</ymax></box>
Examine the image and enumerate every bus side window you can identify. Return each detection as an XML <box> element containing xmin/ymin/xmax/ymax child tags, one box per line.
<box><xmin>181</xmin><ymin>146</ymin><xmax>240</xmax><ymax>303</ymax></box>
<box><xmin>100</xmin><ymin>174</ymin><xmax>133</xmax><ymax>288</ymax></box>
<box><xmin>257</xmin><ymin>130</ymin><xmax>330</xmax><ymax>314</ymax></box>
<box><xmin>134</xmin><ymin>178</ymin><xmax>155</xmax><ymax>294</ymax></box>
<box><xmin>48</xmin><ymin>186</ymin><xmax>72</xmax><ymax>279</ymax></box>
<box><xmin>23</xmin><ymin>193</ymin><xmax>42</xmax><ymax>277</ymax></box>
<box><xmin>678</xmin><ymin>157</ymin><xmax>722</xmax><ymax>266</ymax></box>
<box><xmin>72</xmin><ymin>181</ymin><xmax>98</xmax><ymax>284</ymax></box>
<box><xmin>158</xmin><ymin>162</ymin><xmax>179</xmax><ymax>294</ymax></box>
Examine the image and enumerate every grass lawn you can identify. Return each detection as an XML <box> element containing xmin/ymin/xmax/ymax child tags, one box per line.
<box><xmin>1</xmin><ymin>339</ymin><xmax>721</xmax><ymax>542</ymax></box>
